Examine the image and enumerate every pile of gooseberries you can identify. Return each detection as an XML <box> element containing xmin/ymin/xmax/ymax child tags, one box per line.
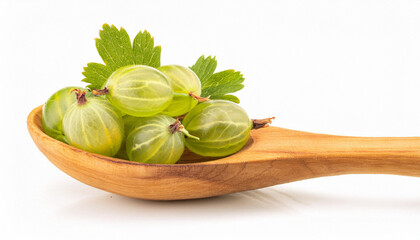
<box><xmin>42</xmin><ymin>64</ymin><xmax>274</xmax><ymax>164</ymax></box>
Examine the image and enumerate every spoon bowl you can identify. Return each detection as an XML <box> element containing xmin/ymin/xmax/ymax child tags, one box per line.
<box><xmin>27</xmin><ymin>105</ymin><xmax>420</xmax><ymax>200</ymax></box>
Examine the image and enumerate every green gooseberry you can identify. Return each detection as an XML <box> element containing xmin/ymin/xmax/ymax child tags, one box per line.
<box><xmin>182</xmin><ymin>100</ymin><xmax>253</xmax><ymax>157</ymax></box>
<box><xmin>126</xmin><ymin>114</ymin><xmax>198</xmax><ymax>164</ymax></box>
<box><xmin>157</xmin><ymin>65</ymin><xmax>204</xmax><ymax>117</ymax></box>
<box><xmin>114</xmin><ymin>115</ymin><xmax>140</xmax><ymax>160</ymax></box>
<box><xmin>95</xmin><ymin>65</ymin><xmax>173</xmax><ymax>117</ymax></box>
<box><xmin>62</xmin><ymin>89</ymin><xmax>124</xmax><ymax>157</ymax></box>
<box><xmin>42</xmin><ymin>86</ymin><xmax>93</xmax><ymax>143</ymax></box>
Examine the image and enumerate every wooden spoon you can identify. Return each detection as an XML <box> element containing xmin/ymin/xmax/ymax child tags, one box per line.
<box><xmin>27</xmin><ymin>105</ymin><xmax>420</xmax><ymax>200</ymax></box>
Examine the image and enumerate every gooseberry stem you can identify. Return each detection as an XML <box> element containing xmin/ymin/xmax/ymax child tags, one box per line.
<box><xmin>189</xmin><ymin>91</ymin><xmax>210</xmax><ymax>102</ymax></box>
<box><xmin>180</xmin><ymin>128</ymin><xmax>200</xmax><ymax>140</ymax></box>
<box><xmin>252</xmin><ymin>117</ymin><xmax>275</xmax><ymax>129</ymax></box>
<box><xmin>92</xmin><ymin>87</ymin><xmax>109</xmax><ymax>96</ymax></box>
<box><xmin>168</xmin><ymin>119</ymin><xmax>200</xmax><ymax>140</ymax></box>
<box><xmin>71</xmin><ymin>89</ymin><xmax>87</xmax><ymax>106</ymax></box>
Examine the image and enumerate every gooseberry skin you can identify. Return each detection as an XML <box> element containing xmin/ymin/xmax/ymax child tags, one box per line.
<box><xmin>115</xmin><ymin>115</ymin><xmax>140</xmax><ymax>160</ymax></box>
<box><xmin>157</xmin><ymin>65</ymin><xmax>201</xmax><ymax>116</ymax></box>
<box><xmin>104</xmin><ymin>65</ymin><xmax>173</xmax><ymax>117</ymax></box>
<box><xmin>42</xmin><ymin>86</ymin><xmax>85</xmax><ymax>143</ymax></box>
<box><xmin>182</xmin><ymin>100</ymin><xmax>252</xmax><ymax>157</ymax></box>
<box><xmin>62</xmin><ymin>97</ymin><xmax>124</xmax><ymax>157</ymax></box>
<box><xmin>126</xmin><ymin>115</ymin><xmax>185</xmax><ymax>164</ymax></box>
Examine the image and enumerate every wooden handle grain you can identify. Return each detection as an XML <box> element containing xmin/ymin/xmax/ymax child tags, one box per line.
<box><xmin>309</xmin><ymin>136</ymin><xmax>420</xmax><ymax>177</ymax></box>
<box><xmin>258</xmin><ymin>128</ymin><xmax>420</xmax><ymax>177</ymax></box>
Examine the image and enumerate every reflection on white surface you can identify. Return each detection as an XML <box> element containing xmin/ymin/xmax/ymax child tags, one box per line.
<box><xmin>5</xmin><ymin>163</ymin><xmax>420</xmax><ymax>239</ymax></box>
<box><xmin>57</xmin><ymin>189</ymin><xmax>301</xmax><ymax>220</ymax></box>
<box><xmin>49</xmin><ymin>175</ymin><xmax>420</xmax><ymax>223</ymax></box>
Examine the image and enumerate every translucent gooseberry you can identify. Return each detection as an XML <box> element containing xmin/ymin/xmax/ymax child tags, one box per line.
<box><xmin>114</xmin><ymin>115</ymin><xmax>140</xmax><ymax>160</ymax></box>
<box><xmin>62</xmin><ymin>89</ymin><xmax>124</xmax><ymax>157</ymax></box>
<box><xmin>157</xmin><ymin>65</ymin><xmax>206</xmax><ymax>117</ymax></box>
<box><xmin>42</xmin><ymin>86</ymin><xmax>92</xmax><ymax>143</ymax></box>
<box><xmin>126</xmin><ymin>114</ymin><xmax>198</xmax><ymax>164</ymax></box>
<box><xmin>94</xmin><ymin>65</ymin><xmax>173</xmax><ymax>117</ymax></box>
<box><xmin>182</xmin><ymin>100</ymin><xmax>274</xmax><ymax>157</ymax></box>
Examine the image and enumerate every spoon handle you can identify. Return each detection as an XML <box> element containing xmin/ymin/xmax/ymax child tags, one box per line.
<box><xmin>316</xmin><ymin>136</ymin><xmax>420</xmax><ymax>176</ymax></box>
<box><xmin>266</xmin><ymin>128</ymin><xmax>420</xmax><ymax>177</ymax></box>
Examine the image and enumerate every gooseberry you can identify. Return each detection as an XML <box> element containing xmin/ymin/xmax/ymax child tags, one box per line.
<box><xmin>62</xmin><ymin>89</ymin><xmax>124</xmax><ymax>157</ymax></box>
<box><xmin>182</xmin><ymin>100</ymin><xmax>274</xmax><ymax>157</ymax></box>
<box><xmin>115</xmin><ymin>115</ymin><xmax>140</xmax><ymax>160</ymax></box>
<box><xmin>42</xmin><ymin>86</ymin><xmax>92</xmax><ymax>143</ymax></box>
<box><xmin>157</xmin><ymin>65</ymin><xmax>206</xmax><ymax>116</ymax></box>
<box><xmin>126</xmin><ymin>115</ymin><xmax>198</xmax><ymax>164</ymax></box>
<box><xmin>94</xmin><ymin>65</ymin><xmax>173</xmax><ymax>117</ymax></box>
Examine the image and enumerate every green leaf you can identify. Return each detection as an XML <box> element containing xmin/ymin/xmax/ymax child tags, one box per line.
<box><xmin>82</xmin><ymin>24</ymin><xmax>162</xmax><ymax>90</ymax></box>
<box><xmin>81</xmin><ymin>63</ymin><xmax>113</xmax><ymax>89</ymax></box>
<box><xmin>95</xmin><ymin>24</ymin><xmax>134</xmax><ymax>71</ymax></box>
<box><xmin>190</xmin><ymin>55</ymin><xmax>244</xmax><ymax>103</ymax></box>
<box><xmin>211</xmin><ymin>94</ymin><xmax>240</xmax><ymax>103</ymax></box>
<box><xmin>201</xmin><ymin>70</ymin><xmax>244</xmax><ymax>98</ymax></box>
<box><xmin>190</xmin><ymin>55</ymin><xmax>217</xmax><ymax>85</ymax></box>
<box><xmin>133</xmin><ymin>30</ymin><xmax>161</xmax><ymax>68</ymax></box>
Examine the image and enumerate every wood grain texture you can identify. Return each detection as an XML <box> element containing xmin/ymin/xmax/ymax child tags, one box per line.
<box><xmin>27</xmin><ymin>105</ymin><xmax>420</xmax><ymax>200</ymax></box>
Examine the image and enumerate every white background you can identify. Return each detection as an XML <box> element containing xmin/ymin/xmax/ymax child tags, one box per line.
<box><xmin>1</xmin><ymin>0</ymin><xmax>420</xmax><ymax>239</ymax></box>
